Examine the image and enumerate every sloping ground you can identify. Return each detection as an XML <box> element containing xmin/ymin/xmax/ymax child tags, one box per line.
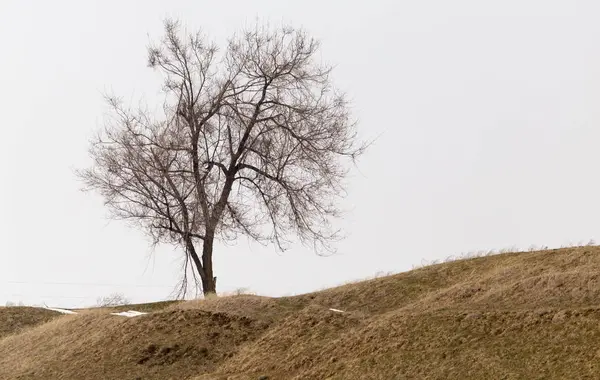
<box><xmin>171</xmin><ymin>294</ymin><xmax>304</xmax><ymax>323</ymax></box>
<box><xmin>2</xmin><ymin>246</ymin><xmax>600</xmax><ymax>379</ymax></box>
<box><xmin>0</xmin><ymin>307</ymin><xmax>61</xmax><ymax>339</ymax></box>
<box><xmin>0</xmin><ymin>308</ymin><xmax>271</xmax><ymax>380</ymax></box>
<box><xmin>206</xmin><ymin>246</ymin><xmax>600</xmax><ymax>379</ymax></box>
<box><xmin>92</xmin><ymin>300</ymin><xmax>181</xmax><ymax>313</ymax></box>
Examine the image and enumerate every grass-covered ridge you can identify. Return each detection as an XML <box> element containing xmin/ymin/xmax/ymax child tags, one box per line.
<box><xmin>2</xmin><ymin>246</ymin><xmax>600</xmax><ymax>379</ymax></box>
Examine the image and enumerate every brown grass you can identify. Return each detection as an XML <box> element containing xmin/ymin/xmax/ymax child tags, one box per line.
<box><xmin>85</xmin><ymin>299</ymin><xmax>181</xmax><ymax>314</ymax></box>
<box><xmin>0</xmin><ymin>307</ymin><xmax>61</xmax><ymax>339</ymax></box>
<box><xmin>3</xmin><ymin>246</ymin><xmax>600</xmax><ymax>379</ymax></box>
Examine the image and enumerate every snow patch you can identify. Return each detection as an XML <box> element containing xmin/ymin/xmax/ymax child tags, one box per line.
<box><xmin>329</xmin><ymin>308</ymin><xmax>345</xmax><ymax>313</ymax></box>
<box><xmin>110</xmin><ymin>310</ymin><xmax>147</xmax><ymax>318</ymax></box>
<box><xmin>44</xmin><ymin>307</ymin><xmax>78</xmax><ymax>315</ymax></box>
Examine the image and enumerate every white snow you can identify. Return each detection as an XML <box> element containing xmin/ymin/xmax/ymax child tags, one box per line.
<box><xmin>40</xmin><ymin>307</ymin><xmax>147</xmax><ymax>317</ymax></box>
<box><xmin>329</xmin><ymin>308</ymin><xmax>345</xmax><ymax>313</ymax></box>
<box><xmin>109</xmin><ymin>310</ymin><xmax>147</xmax><ymax>318</ymax></box>
<box><xmin>44</xmin><ymin>307</ymin><xmax>78</xmax><ymax>315</ymax></box>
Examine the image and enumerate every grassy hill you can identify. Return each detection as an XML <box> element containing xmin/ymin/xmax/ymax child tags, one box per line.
<box><xmin>0</xmin><ymin>307</ymin><xmax>61</xmax><ymax>339</ymax></box>
<box><xmin>2</xmin><ymin>246</ymin><xmax>600</xmax><ymax>379</ymax></box>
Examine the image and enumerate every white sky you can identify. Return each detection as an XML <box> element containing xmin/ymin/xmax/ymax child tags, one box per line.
<box><xmin>1</xmin><ymin>0</ymin><xmax>600</xmax><ymax>308</ymax></box>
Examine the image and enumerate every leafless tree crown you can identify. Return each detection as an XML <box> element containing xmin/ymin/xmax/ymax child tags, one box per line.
<box><xmin>96</xmin><ymin>292</ymin><xmax>131</xmax><ymax>307</ymax></box>
<box><xmin>79</xmin><ymin>20</ymin><xmax>365</xmax><ymax>294</ymax></box>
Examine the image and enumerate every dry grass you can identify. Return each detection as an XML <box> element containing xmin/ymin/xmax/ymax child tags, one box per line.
<box><xmin>170</xmin><ymin>294</ymin><xmax>302</xmax><ymax>324</ymax></box>
<box><xmin>0</xmin><ymin>309</ymin><xmax>269</xmax><ymax>379</ymax></box>
<box><xmin>86</xmin><ymin>299</ymin><xmax>181</xmax><ymax>314</ymax></box>
<box><xmin>3</xmin><ymin>246</ymin><xmax>600</xmax><ymax>379</ymax></box>
<box><xmin>0</xmin><ymin>307</ymin><xmax>61</xmax><ymax>339</ymax></box>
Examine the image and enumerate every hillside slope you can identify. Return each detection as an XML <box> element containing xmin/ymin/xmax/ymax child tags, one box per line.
<box><xmin>0</xmin><ymin>307</ymin><xmax>61</xmax><ymax>339</ymax></box>
<box><xmin>2</xmin><ymin>246</ymin><xmax>600</xmax><ymax>379</ymax></box>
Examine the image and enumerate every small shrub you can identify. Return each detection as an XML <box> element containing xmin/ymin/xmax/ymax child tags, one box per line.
<box><xmin>96</xmin><ymin>292</ymin><xmax>130</xmax><ymax>307</ymax></box>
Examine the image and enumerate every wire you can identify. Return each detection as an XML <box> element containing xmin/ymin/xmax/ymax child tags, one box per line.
<box><xmin>2</xmin><ymin>294</ymin><xmax>94</xmax><ymax>300</ymax></box>
<box><xmin>2</xmin><ymin>280</ymin><xmax>173</xmax><ymax>288</ymax></box>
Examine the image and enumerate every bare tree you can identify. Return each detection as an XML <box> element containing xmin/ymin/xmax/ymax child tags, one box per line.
<box><xmin>79</xmin><ymin>20</ymin><xmax>365</xmax><ymax>297</ymax></box>
<box><xmin>96</xmin><ymin>292</ymin><xmax>130</xmax><ymax>307</ymax></box>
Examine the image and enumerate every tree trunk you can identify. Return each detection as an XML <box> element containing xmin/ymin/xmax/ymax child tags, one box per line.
<box><xmin>200</xmin><ymin>235</ymin><xmax>216</xmax><ymax>295</ymax></box>
<box><xmin>184</xmin><ymin>236</ymin><xmax>216</xmax><ymax>297</ymax></box>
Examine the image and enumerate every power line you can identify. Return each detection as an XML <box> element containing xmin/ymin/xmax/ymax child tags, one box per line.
<box><xmin>2</xmin><ymin>294</ymin><xmax>94</xmax><ymax>300</ymax></box>
<box><xmin>2</xmin><ymin>280</ymin><xmax>174</xmax><ymax>288</ymax></box>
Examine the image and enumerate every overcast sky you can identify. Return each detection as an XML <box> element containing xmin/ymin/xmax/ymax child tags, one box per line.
<box><xmin>1</xmin><ymin>0</ymin><xmax>599</xmax><ymax>308</ymax></box>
